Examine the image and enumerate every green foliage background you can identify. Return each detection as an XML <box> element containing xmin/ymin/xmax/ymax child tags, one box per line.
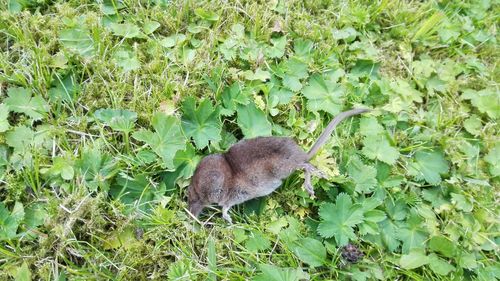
<box><xmin>0</xmin><ymin>0</ymin><xmax>498</xmax><ymax>280</ymax></box>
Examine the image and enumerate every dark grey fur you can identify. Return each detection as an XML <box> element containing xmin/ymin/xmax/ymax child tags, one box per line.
<box><xmin>187</xmin><ymin>108</ymin><xmax>369</xmax><ymax>223</ymax></box>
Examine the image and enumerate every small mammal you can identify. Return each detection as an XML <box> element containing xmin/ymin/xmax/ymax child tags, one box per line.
<box><xmin>187</xmin><ymin>108</ymin><xmax>369</xmax><ymax>223</ymax></box>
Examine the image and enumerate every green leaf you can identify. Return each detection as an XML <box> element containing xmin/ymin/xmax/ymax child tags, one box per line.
<box><xmin>408</xmin><ymin>150</ymin><xmax>449</xmax><ymax>185</ymax></box>
<box><xmin>24</xmin><ymin>203</ymin><xmax>47</xmax><ymax>229</ymax></box>
<box><xmin>332</xmin><ymin>27</ymin><xmax>358</xmax><ymax>42</ymax></box>
<box><xmin>317</xmin><ymin>193</ymin><xmax>364</xmax><ymax>246</ymax></box>
<box><xmin>292</xmin><ymin>238</ymin><xmax>326</xmax><ymax>267</ymax></box>
<box><xmin>450</xmin><ymin>193</ymin><xmax>473</xmax><ymax>212</ymax></box>
<box><xmin>13</xmin><ymin>262</ymin><xmax>31</xmax><ymax>281</ymax></box>
<box><xmin>194</xmin><ymin>8</ymin><xmax>219</xmax><ymax>21</ymax></box>
<box><xmin>379</xmin><ymin>219</ymin><xmax>400</xmax><ymax>251</ymax></box>
<box><xmin>267</xmin><ymin>36</ymin><xmax>287</xmax><ymax>59</ymax></box>
<box><xmin>283</xmin><ymin>58</ymin><xmax>308</xmax><ymax>79</ymax></box>
<box><xmin>458</xmin><ymin>251</ymin><xmax>477</xmax><ymax>269</ymax></box>
<box><xmin>397</xmin><ymin>211</ymin><xmax>428</xmax><ymax>253</ymax></box>
<box><xmin>484</xmin><ymin>144</ymin><xmax>500</xmax><ymax>177</ymax></box>
<box><xmin>362</xmin><ymin>135</ymin><xmax>399</xmax><ymax>165</ymax></box>
<box><xmin>293</xmin><ymin>38</ymin><xmax>314</xmax><ymax>60</ymax></box>
<box><xmin>59</xmin><ymin>25</ymin><xmax>96</xmax><ymax>57</ymax></box>
<box><xmin>5</xmin><ymin>87</ymin><xmax>49</xmax><ymax>120</ymax></box>
<box><xmin>109</xmin><ymin>174</ymin><xmax>163</xmax><ymax>211</ymax></box>
<box><xmin>6</xmin><ymin>126</ymin><xmax>34</xmax><ymax>152</ymax></box>
<box><xmin>94</xmin><ymin>108</ymin><xmax>137</xmax><ymax>133</ymax></box>
<box><xmin>101</xmin><ymin>0</ymin><xmax>125</xmax><ymax>15</ymax></box>
<box><xmin>76</xmin><ymin>146</ymin><xmax>120</xmax><ymax>192</ymax></box>
<box><xmin>302</xmin><ymin>74</ymin><xmax>344</xmax><ymax>115</ymax></box>
<box><xmin>0</xmin><ymin>104</ymin><xmax>10</xmax><ymax>132</ymax></box>
<box><xmin>283</xmin><ymin>75</ymin><xmax>302</xmax><ymax>92</ymax></box>
<box><xmin>44</xmin><ymin>157</ymin><xmax>75</xmax><ymax>180</ymax></box>
<box><xmin>112</xmin><ymin>47</ymin><xmax>140</xmax><ymax>71</ymax></box>
<box><xmin>350</xmin><ymin>59</ymin><xmax>380</xmax><ymax>79</ymax></box>
<box><xmin>159</xmin><ymin>34</ymin><xmax>187</xmax><ymax>48</ymax></box>
<box><xmin>347</xmin><ymin>157</ymin><xmax>378</xmax><ymax>194</ymax></box>
<box><xmin>181</xmin><ymin>98</ymin><xmax>221</xmax><ymax>150</ymax></box>
<box><xmin>429</xmin><ymin>236</ymin><xmax>456</xmax><ymax>258</ymax></box>
<box><xmin>48</xmin><ymin>74</ymin><xmax>80</xmax><ymax>103</ymax></box>
<box><xmin>207</xmin><ymin>237</ymin><xmax>216</xmax><ymax>281</ymax></box>
<box><xmin>109</xmin><ymin>22</ymin><xmax>144</xmax><ymax>38</ymax></box>
<box><xmin>243</xmin><ymin>68</ymin><xmax>271</xmax><ymax>81</ymax></box>
<box><xmin>463</xmin><ymin>114</ymin><xmax>482</xmax><ymax>135</ymax></box>
<box><xmin>132</xmin><ymin>113</ymin><xmax>186</xmax><ymax>169</ymax></box>
<box><xmin>462</xmin><ymin>88</ymin><xmax>500</xmax><ymax>119</ymax></box>
<box><xmin>245</xmin><ymin>230</ymin><xmax>271</xmax><ymax>252</ymax></box>
<box><xmin>399</xmin><ymin>249</ymin><xmax>429</xmax><ymax>269</ymax></box>
<box><xmin>221</xmin><ymin>83</ymin><xmax>250</xmax><ymax>115</ymax></box>
<box><xmin>359</xmin><ymin>117</ymin><xmax>384</xmax><ymax>137</ymax></box>
<box><xmin>236</xmin><ymin>102</ymin><xmax>272</xmax><ymax>138</ymax></box>
<box><xmin>143</xmin><ymin>20</ymin><xmax>160</xmax><ymax>34</ymax></box>
<box><xmin>428</xmin><ymin>253</ymin><xmax>455</xmax><ymax>276</ymax></box>
<box><xmin>0</xmin><ymin>202</ymin><xmax>20</xmax><ymax>240</ymax></box>
<box><xmin>173</xmin><ymin>143</ymin><xmax>201</xmax><ymax>179</ymax></box>
<box><xmin>253</xmin><ymin>264</ymin><xmax>308</xmax><ymax>281</ymax></box>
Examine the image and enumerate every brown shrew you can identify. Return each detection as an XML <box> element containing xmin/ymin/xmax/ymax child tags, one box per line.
<box><xmin>187</xmin><ymin>108</ymin><xmax>370</xmax><ymax>223</ymax></box>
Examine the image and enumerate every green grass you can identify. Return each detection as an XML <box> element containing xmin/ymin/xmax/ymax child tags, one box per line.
<box><xmin>0</xmin><ymin>0</ymin><xmax>499</xmax><ymax>280</ymax></box>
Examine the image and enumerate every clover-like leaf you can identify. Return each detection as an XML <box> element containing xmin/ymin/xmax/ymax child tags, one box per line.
<box><xmin>5</xmin><ymin>126</ymin><xmax>35</xmax><ymax>152</ymax></box>
<box><xmin>408</xmin><ymin>150</ymin><xmax>449</xmax><ymax>185</ymax></box>
<box><xmin>133</xmin><ymin>113</ymin><xmax>186</xmax><ymax>169</ymax></box>
<box><xmin>110</xmin><ymin>174</ymin><xmax>164</xmax><ymax>211</ymax></box>
<box><xmin>181</xmin><ymin>97</ymin><xmax>221</xmax><ymax>150</ymax></box>
<box><xmin>109</xmin><ymin>22</ymin><xmax>144</xmax><ymax>38</ymax></box>
<box><xmin>236</xmin><ymin>102</ymin><xmax>272</xmax><ymax>138</ymax></box>
<box><xmin>59</xmin><ymin>25</ymin><xmax>96</xmax><ymax>57</ymax></box>
<box><xmin>302</xmin><ymin>74</ymin><xmax>344</xmax><ymax>115</ymax></box>
<box><xmin>462</xmin><ymin>88</ymin><xmax>500</xmax><ymax>119</ymax></box>
<box><xmin>243</xmin><ymin>68</ymin><xmax>271</xmax><ymax>81</ymax></box>
<box><xmin>347</xmin><ymin>157</ymin><xmax>378</xmax><ymax>194</ymax></box>
<box><xmin>0</xmin><ymin>202</ymin><xmax>20</xmax><ymax>240</ymax></box>
<box><xmin>112</xmin><ymin>47</ymin><xmax>140</xmax><ymax>71</ymax></box>
<box><xmin>332</xmin><ymin>27</ymin><xmax>358</xmax><ymax>42</ymax></box>
<box><xmin>221</xmin><ymin>83</ymin><xmax>250</xmax><ymax>116</ymax></box>
<box><xmin>317</xmin><ymin>193</ymin><xmax>364</xmax><ymax>246</ymax></box>
<box><xmin>362</xmin><ymin>135</ymin><xmax>400</xmax><ymax>165</ymax></box>
<box><xmin>76</xmin><ymin>146</ymin><xmax>120</xmax><ymax>192</ymax></box>
<box><xmin>5</xmin><ymin>87</ymin><xmax>49</xmax><ymax>121</ymax></box>
<box><xmin>94</xmin><ymin>108</ymin><xmax>137</xmax><ymax>133</ymax></box>
<box><xmin>267</xmin><ymin>36</ymin><xmax>287</xmax><ymax>59</ymax></box>
<box><xmin>397</xmin><ymin>211</ymin><xmax>428</xmax><ymax>253</ymax></box>
<box><xmin>159</xmin><ymin>34</ymin><xmax>187</xmax><ymax>48</ymax></box>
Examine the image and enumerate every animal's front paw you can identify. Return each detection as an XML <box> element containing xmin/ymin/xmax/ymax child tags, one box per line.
<box><xmin>222</xmin><ymin>206</ymin><xmax>233</xmax><ymax>224</ymax></box>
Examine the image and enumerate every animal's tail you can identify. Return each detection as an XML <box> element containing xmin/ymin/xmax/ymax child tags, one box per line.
<box><xmin>307</xmin><ymin>108</ymin><xmax>370</xmax><ymax>160</ymax></box>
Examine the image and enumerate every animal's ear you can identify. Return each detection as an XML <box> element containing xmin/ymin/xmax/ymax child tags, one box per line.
<box><xmin>188</xmin><ymin>202</ymin><xmax>204</xmax><ymax>218</ymax></box>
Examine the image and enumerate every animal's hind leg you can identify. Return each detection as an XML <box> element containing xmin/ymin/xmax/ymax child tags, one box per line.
<box><xmin>299</xmin><ymin>163</ymin><xmax>326</xmax><ymax>197</ymax></box>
